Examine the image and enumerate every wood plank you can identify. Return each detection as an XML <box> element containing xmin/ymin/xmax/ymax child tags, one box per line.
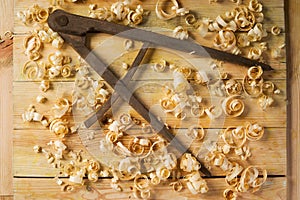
<box><xmin>0</xmin><ymin>0</ymin><xmax>13</xmax><ymax>196</ymax></box>
<box><xmin>13</xmin><ymin>177</ymin><xmax>286</xmax><ymax>200</ymax></box>
<box><xmin>286</xmin><ymin>0</ymin><xmax>300</xmax><ymax>199</ymax></box>
<box><xmin>12</xmin><ymin>0</ymin><xmax>292</xmax><ymax>199</ymax></box>
<box><xmin>13</xmin><ymin>128</ymin><xmax>286</xmax><ymax>177</ymax></box>
<box><xmin>13</xmin><ymin>31</ymin><xmax>286</xmax><ymax>81</ymax></box>
<box><xmin>0</xmin><ymin>196</ymin><xmax>13</xmax><ymax>200</ymax></box>
<box><xmin>13</xmin><ymin>0</ymin><xmax>286</xmax><ymax>33</ymax></box>
<box><xmin>13</xmin><ymin>80</ymin><xmax>287</xmax><ymax>129</ymax></box>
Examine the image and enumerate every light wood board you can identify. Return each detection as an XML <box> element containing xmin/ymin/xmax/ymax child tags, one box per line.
<box><xmin>0</xmin><ymin>0</ymin><xmax>13</xmax><ymax>198</ymax></box>
<box><xmin>10</xmin><ymin>0</ymin><xmax>298</xmax><ymax>199</ymax></box>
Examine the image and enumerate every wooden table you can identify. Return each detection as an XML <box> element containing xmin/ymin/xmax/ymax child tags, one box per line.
<box><xmin>1</xmin><ymin>0</ymin><xmax>299</xmax><ymax>199</ymax></box>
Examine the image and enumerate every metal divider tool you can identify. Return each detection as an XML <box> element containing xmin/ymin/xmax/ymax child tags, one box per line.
<box><xmin>48</xmin><ymin>10</ymin><xmax>274</xmax><ymax>177</ymax></box>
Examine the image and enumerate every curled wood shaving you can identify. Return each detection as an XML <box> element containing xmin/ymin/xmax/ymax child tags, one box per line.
<box><xmin>124</xmin><ymin>39</ymin><xmax>134</xmax><ymax>50</ymax></box>
<box><xmin>88</xmin><ymin>172</ymin><xmax>99</xmax><ymax>182</ymax></box>
<box><xmin>69</xmin><ymin>169</ymin><xmax>85</xmax><ymax>185</ymax></box>
<box><xmin>234</xmin><ymin>6</ymin><xmax>256</xmax><ymax>31</ymax></box>
<box><xmin>248</xmin><ymin>46</ymin><xmax>262</xmax><ymax>60</ymax></box>
<box><xmin>257</xmin><ymin>95</ymin><xmax>274</xmax><ymax>110</ymax></box>
<box><xmin>134</xmin><ymin>174</ymin><xmax>150</xmax><ymax>191</ymax></box>
<box><xmin>156</xmin><ymin>166</ymin><xmax>171</xmax><ymax>180</ymax></box>
<box><xmin>225</xmin><ymin>79</ymin><xmax>243</xmax><ymax>96</ymax></box>
<box><xmin>247</xmin><ymin>23</ymin><xmax>267</xmax><ymax>42</ymax></box>
<box><xmin>52</xmin><ymin>98</ymin><xmax>70</xmax><ymax>118</ymax></box>
<box><xmin>205</xmin><ymin>105</ymin><xmax>223</xmax><ymax>120</ymax></box>
<box><xmin>111</xmin><ymin>1</ymin><xmax>130</xmax><ymax>21</ymax></box>
<box><xmin>222</xmin><ymin>95</ymin><xmax>244</xmax><ymax>117</ymax></box>
<box><xmin>118</xmin><ymin>113</ymin><xmax>133</xmax><ymax>126</ymax></box>
<box><xmin>271</xmin><ymin>25</ymin><xmax>281</xmax><ymax>36</ymax></box>
<box><xmin>160</xmin><ymin>97</ymin><xmax>177</xmax><ymax>113</ymax></box>
<box><xmin>237</xmin><ymin>166</ymin><xmax>267</xmax><ymax>193</ymax></box>
<box><xmin>87</xmin><ymin>159</ymin><xmax>101</xmax><ymax>172</ymax></box>
<box><xmin>170</xmin><ymin>181</ymin><xmax>183</xmax><ymax>192</ymax></box>
<box><xmin>151</xmin><ymin>60</ymin><xmax>168</xmax><ymax>72</ymax></box>
<box><xmin>225</xmin><ymin>162</ymin><xmax>243</xmax><ymax>184</ymax></box>
<box><xmin>127</xmin><ymin>10</ymin><xmax>143</xmax><ymax>25</ymax></box>
<box><xmin>24</xmin><ymin>33</ymin><xmax>42</xmax><ymax>61</ymax></box>
<box><xmin>22</xmin><ymin>61</ymin><xmax>46</xmax><ymax>80</ymax></box>
<box><xmin>243</xmin><ymin>74</ymin><xmax>263</xmax><ymax>97</ymax></box>
<box><xmin>17</xmin><ymin>4</ymin><xmax>50</xmax><ymax>25</ymax></box>
<box><xmin>155</xmin><ymin>0</ymin><xmax>189</xmax><ymax>20</ymax></box>
<box><xmin>194</xmin><ymin>70</ymin><xmax>209</xmax><ymax>85</ymax></box>
<box><xmin>271</xmin><ymin>45</ymin><xmax>284</xmax><ymax>59</ymax></box>
<box><xmin>223</xmin><ymin>188</ymin><xmax>238</xmax><ymax>200</ymax></box>
<box><xmin>180</xmin><ymin>153</ymin><xmax>201</xmax><ymax>172</ymax></box>
<box><xmin>150</xmin><ymin>173</ymin><xmax>161</xmax><ymax>185</ymax></box>
<box><xmin>22</xmin><ymin>105</ymin><xmax>44</xmax><ymax>122</ymax></box>
<box><xmin>186</xmin><ymin>125</ymin><xmax>205</xmax><ymax>140</ymax></box>
<box><xmin>173</xmin><ymin>26</ymin><xmax>189</xmax><ymax>40</ymax></box>
<box><xmin>61</xmin><ymin>184</ymin><xmax>74</xmax><ymax>192</ymax></box>
<box><xmin>222</xmin><ymin>126</ymin><xmax>246</xmax><ymax>148</ymax></box>
<box><xmin>129</xmin><ymin>137</ymin><xmax>152</xmax><ymax>156</ymax></box>
<box><xmin>49</xmin><ymin>118</ymin><xmax>69</xmax><ymax>138</ymax></box>
<box><xmin>173</xmin><ymin>70</ymin><xmax>189</xmax><ymax>93</ymax></box>
<box><xmin>235</xmin><ymin>145</ymin><xmax>252</xmax><ymax>160</ymax></box>
<box><xmin>36</xmin><ymin>95</ymin><xmax>47</xmax><ymax>103</ymax></box>
<box><xmin>214</xmin><ymin>30</ymin><xmax>240</xmax><ymax>54</ymax></box>
<box><xmin>133</xmin><ymin>187</ymin><xmax>151</xmax><ymax>199</ymax></box>
<box><xmin>185</xmin><ymin>14</ymin><xmax>197</xmax><ymax>26</ymax></box>
<box><xmin>248</xmin><ymin>0</ymin><xmax>263</xmax><ymax>13</ymax></box>
<box><xmin>190</xmin><ymin>104</ymin><xmax>205</xmax><ymax>117</ymax></box>
<box><xmin>89</xmin><ymin>2</ymin><xmax>146</xmax><ymax>25</ymax></box>
<box><xmin>261</xmin><ymin>81</ymin><xmax>275</xmax><ymax>95</ymax></box>
<box><xmin>197</xmin><ymin>21</ymin><xmax>209</xmax><ymax>37</ymax></box>
<box><xmin>185</xmin><ymin>171</ymin><xmax>208</xmax><ymax>194</ymax></box>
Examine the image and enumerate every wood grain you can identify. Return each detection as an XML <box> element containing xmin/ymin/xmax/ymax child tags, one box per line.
<box><xmin>13</xmin><ymin>177</ymin><xmax>287</xmax><ymax>200</ymax></box>
<box><xmin>12</xmin><ymin>81</ymin><xmax>287</xmax><ymax>130</ymax></box>
<box><xmin>286</xmin><ymin>0</ymin><xmax>300</xmax><ymax>199</ymax></box>
<box><xmin>10</xmin><ymin>0</ymin><xmax>296</xmax><ymax>199</ymax></box>
<box><xmin>13</xmin><ymin>128</ymin><xmax>286</xmax><ymax>177</ymax></box>
<box><xmin>0</xmin><ymin>0</ymin><xmax>13</xmax><ymax>196</ymax></box>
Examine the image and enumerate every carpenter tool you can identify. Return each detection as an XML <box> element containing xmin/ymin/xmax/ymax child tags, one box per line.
<box><xmin>48</xmin><ymin>10</ymin><xmax>273</xmax><ymax>177</ymax></box>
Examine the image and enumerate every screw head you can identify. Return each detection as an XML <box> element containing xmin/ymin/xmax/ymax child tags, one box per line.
<box><xmin>56</xmin><ymin>15</ymin><xmax>69</xmax><ymax>26</ymax></box>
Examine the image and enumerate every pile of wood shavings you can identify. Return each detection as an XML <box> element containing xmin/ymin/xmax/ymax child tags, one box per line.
<box><xmin>17</xmin><ymin>0</ymin><xmax>282</xmax><ymax>199</ymax></box>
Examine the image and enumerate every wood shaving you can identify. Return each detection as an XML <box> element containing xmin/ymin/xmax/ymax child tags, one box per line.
<box><xmin>24</xmin><ymin>33</ymin><xmax>42</xmax><ymax>61</ymax></box>
<box><xmin>173</xmin><ymin>26</ymin><xmax>189</xmax><ymax>40</ymax></box>
<box><xmin>185</xmin><ymin>171</ymin><xmax>208</xmax><ymax>194</ymax></box>
<box><xmin>237</xmin><ymin>166</ymin><xmax>267</xmax><ymax>193</ymax></box>
<box><xmin>185</xmin><ymin>14</ymin><xmax>197</xmax><ymax>26</ymax></box>
<box><xmin>36</xmin><ymin>95</ymin><xmax>47</xmax><ymax>103</ymax></box>
<box><xmin>180</xmin><ymin>153</ymin><xmax>201</xmax><ymax>172</ymax></box>
<box><xmin>155</xmin><ymin>0</ymin><xmax>189</xmax><ymax>20</ymax></box>
<box><xmin>223</xmin><ymin>188</ymin><xmax>238</xmax><ymax>200</ymax></box>
<box><xmin>124</xmin><ymin>39</ymin><xmax>134</xmax><ymax>50</ymax></box>
<box><xmin>52</xmin><ymin>98</ymin><xmax>70</xmax><ymax>118</ymax></box>
<box><xmin>186</xmin><ymin>125</ymin><xmax>205</xmax><ymax>140</ymax></box>
<box><xmin>49</xmin><ymin>118</ymin><xmax>69</xmax><ymax>138</ymax></box>
<box><xmin>225</xmin><ymin>79</ymin><xmax>243</xmax><ymax>95</ymax></box>
<box><xmin>170</xmin><ymin>181</ymin><xmax>183</xmax><ymax>192</ymax></box>
<box><xmin>248</xmin><ymin>23</ymin><xmax>268</xmax><ymax>42</ymax></box>
<box><xmin>39</xmin><ymin>80</ymin><xmax>50</xmax><ymax>92</ymax></box>
<box><xmin>248</xmin><ymin>0</ymin><xmax>263</xmax><ymax>12</ymax></box>
<box><xmin>89</xmin><ymin>2</ymin><xmax>146</xmax><ymax>25</ymax></box>
<box><xmin>17</xmin><ymin>4</ymin><xmax>49</xmax><ymax>25</ymax></box>
<box><xmin>222</xmin><ymin>95</ymin><xmax>245</xmax><ymax>117</ymax></box>
<box><xmin>257</xmin><ymin>95</ymin><xmax>274</xmax><ymax>110</ymax></box>
<box><xmin>222</xmin><ymin>126</ymin><xmax>247</xmax><ymax>148</ymax></box>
